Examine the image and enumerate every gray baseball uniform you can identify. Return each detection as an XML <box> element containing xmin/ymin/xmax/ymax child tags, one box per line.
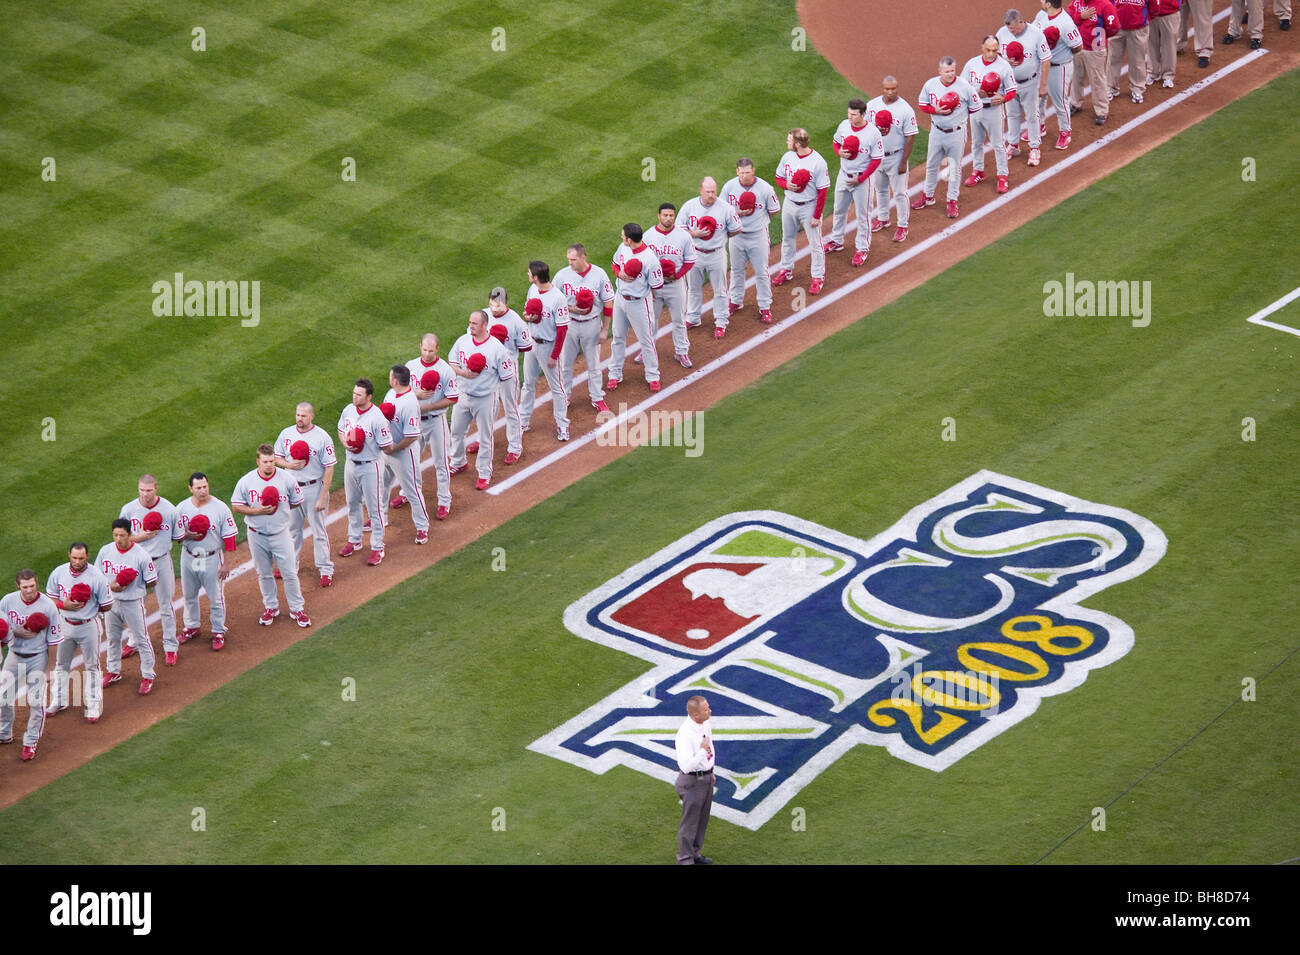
<box><xmin>520</xmin><ymin>285</ymin><xmax>571</xmax><ymax>433</ymax></box>
<box><xmin>119</xmin><ymin>495</ymin><xmax>179</xmax><ymax>653</ymax></box>
<box><xmin>962</xmin><ymin>54</ymin><xmax>1017</xmax><ymax>177</ymax></box>
<box><xmin>553</xmin><ymin>266</ymin><xmax>613</xmax><ymax>405</ymax></box>
<box><xmin>776</xmin><ymin>147</ymin><xmax>832</xmax><ymax>278</ymax></box>
<box><xmin>720</xmin><ymin>176</ymin><xmax>780</xmax><ymax>311</ymax></box>
<box><xmin>1034</xmin><ymin>9</ymin><xmax>1085</xmax><ymax>134</ymax></box>
<box><xmin>45</xmin><ymin>563</ymin><xmax>111</xmax><ymax>719</ymax></box>
<box><xmin>678</xmin><ymin>197</ymin><xmax>739</xmax><ymax>328</ymax></box>
<box><xmin>646</xmin><ymin>224</ymin><xmax>698</xmax><ymax>359</ymax></box>
<box><xmin>381</xmin><ymin>387</ymin><xmax>429</xmax><ymax>533</ymax></box>
<box><xmin>407</xmin><ymin>357</ymin><xmax>460</xmax><ymax>511</ymax></box>
<box><xmin>609</xmin><ymin>243</ymin><xmax>666</xmax><ymax>384</ymax></box>
<box><xmin>174</xmin><ymin>496</ymin><xmax>238</xmax><ymax>638</ymax></box>
<box><xmin>997</xmin><ymin>23</ymin><xmax>1052</xmax><ymax>149</ymax></box>
<box><xmin>449</xmin><ymin>332</ymin><xmax>516</xmax><ymax>481</ymax></box>
<box><xmin>232</xmin><ymin>466</ymin><xmax>307</xmax><ymax>615</ymax></box>
<box><xmin>484</xmin><ymin>309</ymin><xmax>531</xmax><ymax>454</ymax></box>
<box><xmin>866</xmin><ymin>97</ymin><xmax>919</xmax><ymax>229</ymax></box>
<box><xmin>337</xmin><ymin>402</ymin><xmax>394</xmax><ymax>552</ymax></box>
<box><xmin>95</xmin><ymin>541</ymin><xmax>158</xmax><ymax>680</ymax></box>
<box><xmin>275</xmin><ymin>423</ymin><xmax>337</xmax><ymax>578</ymax></box>
<box><xmin>0</xmin><ymin>591</ymin><xmax>61</xmax><ymax>746</ymax></box>
<box><xmin>829</xmin><ymin>119</ymin><xmax>886</xmax><ymax>251</ymax></box>
<box><xmin>918</xmin><ymin>75</ymin><xmax>982</xmax><ymax>202</ymax></box>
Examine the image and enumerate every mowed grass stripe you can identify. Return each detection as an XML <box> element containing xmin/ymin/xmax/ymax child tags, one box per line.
<box><xmin>2</xmin><ymin>66</ymin><xmax>1296</xmax><ymax>862</ymax></box>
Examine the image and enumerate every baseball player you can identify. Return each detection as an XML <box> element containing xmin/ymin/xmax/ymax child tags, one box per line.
<box><xmin>646</xmin><ymin>203</ymin><xmax>698</xmax><ymax>367</ymax></box>
<box><xmin>554</xmin><ymin>247</ymin><xmax>614</xmax><ymax>412</ymax></box>
<box><xmin>1109</xmin><ymin>0</ymin><xmax>1151</xmax><ymax>101</ymax></box>
<box><xmin>772</xmin><ymin>129</ymin><xmax>832</xmax><ymax>294</ymax></box>
<box><xmin>963</xmin><ymin>38</ymin><xmax>1018</xmax><ymax>194</ymax></box>
<box><xmin>866</xmin><ymin>78</ymin><xmax>919</xmax><ymax>243</ymax></box>
<box><xmin>609</xmin><ymin>223</ymin><xmax>666</xmax><ymax>388</ymax></box>
<box><xmin>274</xmin><ymin>402</ymin><xmax>336</xmax><ymax>587</ymax></box>
<box><xmin>913</xmin><ymin>57</ymin><xmax>983</xmax><ymax>218</ymax></box>
<box><xmin>174</xmin><ymin>471</ymin><xmax>238</xmax><ymax>650</ymax></box>
<box><xmin>45</xmin><ymin>543</ymin><xmax>111</xmax><ymax>722</ymax></box>
<box><xmin>1035</xmin><ymin>0</ymin><xmax>1086</xmax><ymax>147</ymax></box>
<box><xmin>826</xmin><ymin>99</ymin><xmax>885</xmax><ymax>264</ymax></box>
<box><xmin>998</xmin><ymin>12</ymin><xmax>1053</xmax><ymax>166</ymax></box>
<box><xmin>119</xmin><ymin>474</ymin><xmax>178</xmax><ymax>665</ymax></box>
<box><xmin>1067</xmin><ymin>0</ymin><xmax>1120</xmax><ymax>126</ymax></box>
<box><xmin>0</xmin><ymin>569</ymin><xmax>61</xmax><ymax>759</ymax></box>
<box><xmin>407</xmin><ymin>334</ymin><xmax>460</xmax><ymax>521</ymax></box>
<box><xmin>449</xmin><ymin>309</ymin><xmax>517</xmax><ymax>490</ymax></box>
<box><xmin>233</xmin><ymin>444</ymin><xmax>311</xmax><ymax>626</ymax></box>
<box><xmin>337</xmin><ymin>378</ymin><xmax>394</xmax><ymax>564</ymax></box>
<box><xmin>520</xmin><ymin>261</ymin><xmax>572</xmax><ymax>442</ymax></box>
<box><xmin>481</xmin><ymin>287</ymin><xmax>532</xmax><ymax>460</ymax></box>
<box><xmin>679</xmin><ymin>177</ymin><xmax>740</xmax><ymax>338</ymax></box>
<box><xmin>381</xmin><ymin>365</ymin><xmax>430</xmax><ymax>544</ymax></box>
<box><xmin>720</xmin><ymin>159</ymin><xmax>780</xmax><ymax>326</ymax></box>
<box><xmin>96</xmin><ymin>518</ymin><xmax>158</xmax><ymax>694</ymax></box>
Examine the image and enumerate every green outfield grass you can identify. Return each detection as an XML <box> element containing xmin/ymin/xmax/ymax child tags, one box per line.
<box><xmin>1</xmin><ymin>2</ymin><xmax>1297</xmax><ymax>864</ymax></box>
<box><xmin>1</xmin><ymin>0</ymin><xmax>872</xmax><ymax>574</ymax></box>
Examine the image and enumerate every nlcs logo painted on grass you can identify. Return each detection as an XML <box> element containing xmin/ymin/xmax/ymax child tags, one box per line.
<box><xmin>530</xmin><ymin>471</ymin><xmax>1167</xmax><ymax>831</ymax></box>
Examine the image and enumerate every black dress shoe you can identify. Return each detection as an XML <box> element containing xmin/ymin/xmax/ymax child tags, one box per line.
<box><xmin>1282</xmin><ymin>19</ymin><xmax>1291</xmax><ymax>31</ymax></box>
<box><xmin>694</xmin><ymin>856</ymin><xmax>714</xmax><ymax>865</ymax></box>
<box><xmin>1222</xmin><ymin>33</ymin><xmax>1236</xmax><ymax>43</ymax></box>
<box><xmin>1197</xmin><ymin>56</ymin><xmax>1210</xmax><ymax>68</ymax></box>
<box><xmin>1249</xmin><ymin>38</ymin><xmax>1262</xmax><ymax>49</ymax></box>
<box><xmin>1095</xmin><ymin>115</ymin><xmax>1107</xmax><ymax>126</ymax></box>
<box><xmin>1069</xmin><ymin>105</ymin><xmax>1081</xmax><ymax>116</ymax></box>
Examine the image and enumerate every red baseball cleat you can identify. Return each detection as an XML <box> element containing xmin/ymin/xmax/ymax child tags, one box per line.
<box><xmin>870</xmin><ymin>218</ymin><xmax>888</xmax><ymax>233</ymax></box>
<box><xmin>997</xmin><ymin>175</ymin><xmax>1009</xmax><ymax>194</ymax></box>
<box><xmin>366</xmin><ymin>549</ymin><xmax>385</xmax><ymax>565</ymax></box>
<box><xmin>809</xmin><ymin>278</ymin><xmax>824</xmax><ymax>295</ymax></box>
<box><xmin>338</xmin><ymin>542</ymin><xmax>358</xmax><ymax>557</ymax></box>
<box><xmin>852</xmin><ymin>250</ymin><xmax>869</xmax><ymax>266</ymax></box>
<box><xmin>21</xmin><ymin>745</ymin><xmax>36</xmax><ymax>761</ymax></box>
<box><xmin>290</xmin><ymin>609</ymin><xmax>311</xmax><ymax>628</ymax></box>
<box><xmin>390</xmin><ymin>495</ymin><xmax>408</xmax><ymax>509</ymax></box>
<box><xmin>946</xmin><ymin>200</ymin><xmax>959</xmax><ymax>218</ymax></box>
<box><xmin>606</xmin><ymin>378</ymin><xmax>620</xmax><ymax>390</ymax></box>
<box><xmin>259</xmin><ymin>608</ymin><xmax>279</xmax><ymax>626</ymax></box>
<box><xmin>714</xmin><ymin>326</ymin><xmax>726</xmax><ymax>339</ymax></box>
<box><xmin>138</xmin><ymin>678</ymin><xmax>154</xmax><ymax>696</ymax></box>
<box><xmin>436</xmin><ymin>506</ymin><xmax>450</xmax><ymax>521</ymax></box>
<box><xmin>892</xmin><ymin>227</ymin><xmax>908</xmax><ymax>243</ymax></box>
<box><xmin>466</xmin><ymin>442</ymin><xmax>479</xmax><ymax>455</ymax></box>
<box><xmin>180</xmin><ymin>627</ymin><xmax>199</xmax><ymax>643</ymax></box>
<box><xmin>759</xmin><ymin>309</ymin><xmax>773</xmax><ymax>324</ymax></box>
<box><xmin>415</xmin><ymin>529</ymin><xmax>429</xmax><ymax>544</ymax></box>
<box><xmin>910</xmin><ymin>193</ymin><xmax>934</xmax><ymax>210</ymax></box>
<box><xmin>102</xmin><ymin>672</ymin><xmax>121</xmax><ymax>688</ymax></box>
<box><xmin>475</xmin><ymin>478</ymin><xmax>490</xmax><ymax>491</ymax></box>
<box><xmin>211</xmin><ymin>633</ymin><xmax>225</xmax><ymax>651</ymax></box>
<box><xmin>728</xmin><ymin>302</ymin><xmax>741</xmax><ymax>315</ymax></box>
<box><xmin>165</xmin><ymin>651</ymin><xmax>177</xmax><ymax>666</ymax></box>
<box><xmin>592</xmin><ymin>400</ymin><xmax>611</xmax><ymax>414</ymax></box>
<box><xmin>649</xmin><ymin>381</ymin><xmax>661</xmax><ymax>393</ymax></box>
<box><xmin>964</xmin><ymin>170</ymin><xmax>986</xmax><ymax>186</ymax></box>
<box><xmin>771</xmin><ymin>269</ymin><xmax>793</xmax><ymax>286</ymax></box>
<box><xmin>823</xmin><ymin>240</ymin><xmax>844</xmax><ymax>253</ymax></box>
<box><xmin>320</xmin><ymin>574</ymin><xmax>333</xmax><ymax>587</ymax></box>
<box><xmin>121</xmin><ymin>644</ymin><xmax>137</xmax><ymax>659</ymax></box>
<box><xmin>1055</xmin><ymin>132</ymin><xmax>1071</xmax><ymax>150</ymax></box>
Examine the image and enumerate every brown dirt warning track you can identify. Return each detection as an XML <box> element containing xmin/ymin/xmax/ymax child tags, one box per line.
<box><xmin>4</xmin><ymin>1</ymin><xmax>1296</xmax><ymax>809</ymax></box>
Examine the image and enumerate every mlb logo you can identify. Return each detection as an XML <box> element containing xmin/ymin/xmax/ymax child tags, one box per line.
<box><xmin>534</xmin><ymin>472</ymin><xmax>1167</xmax><ymax>830</ymax></box>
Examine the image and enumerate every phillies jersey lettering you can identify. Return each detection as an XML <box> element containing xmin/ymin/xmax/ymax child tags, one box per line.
<box><xmin>94</xmin><ymin>542</ymin><xmax>157</xmax><ymax>601</ymax></box>
<box><xmin>612</xmin><ymin>244</ymin><xmax>665</xmax><ymax>298</ymax></box>
<box><xmin>275</xmin><ymin>424</ymin><xmax>337</xmax><ymax>483</ymax></box>
<box><xmin>678</xmin><ymin>198</ymin><xmax>739</xmax><ymax>252</ymax></box>
<box><xmin>383</xmin><ymin>388</ymin><xmax>422</xmax><ymax>443</ymax></box>
<box><xmin>174</xmin><ymin>499</ymin><xmax>238</xmax><ymax>552</ymax></box>
<box><xmin>645</xmin><ymin>226</ymin><xmax>697</xmax><ymax>279</ymax></box>
<box><xmin>776</xmin><ymin>149</ymin><xmax>831</xmax><ymax>199</ymax></box>
<box><xmin>46</xmin><ymin>564</ymin><xmax>113</xmax><ymax>619</ymax></box>
<box><xmin>450</xmin><ymin>333</ymin><xmax>515</xmax><ymax>398</ymax></box>
<box><xmin>719</xmin><ymin>177</ymin><xmax>780</xmax><ymax>234</ymax></box>
<box><xmin>119</xmin><ymin>497</ymin><xmax>178</xmax><ymax>560</ymax></box>
<box><xmin>962</xmin><ymin>55</ymin><xmax>1018</xmax><ymax>103</ymax></box>
<box><xmin>832</xmin><ymin>120</ymin><xmax>886</xmax><ymax>174</ymax></box>
<box><xmin>996</xmin><ymin>23</ymin><xmax>1053</xmax><ymax>81</ymax></box>
<box><xmin>919</xmin><ymin>76</ymin><xmax>983</xmax><ymax>124</ymax></box>
<box><xmin>554</xmin><ymin>265</ymin><xmax>615</xmax><ymax>317</ymax></box>
<box><xmin>337</xmin><ymin>404</ymin><xmax>393</xmax><ymax>459</ymax></box>
<box><xmin>524</xmin><ymin>286</ymin><xmax>570</xmax><ymax>343</ymax></box>
<box><xmin>232</xmin><ymin>468</ymin><xmax>303</xmax><ymax>535</ymax></box>
<box><xmin>0</xmin><ymin>592</ymin><xmax>62</xmax><ymax>654</ymax></box>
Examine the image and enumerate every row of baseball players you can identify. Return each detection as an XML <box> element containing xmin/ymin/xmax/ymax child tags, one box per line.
<box><xmin>904</xmin><ymin>1</ymin><xmax>1237</xmax><ymax>222</ymax></box>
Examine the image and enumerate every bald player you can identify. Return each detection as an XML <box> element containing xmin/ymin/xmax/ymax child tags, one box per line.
<box><xmin>720</xmin><ymin>159</ymin><xmax>780</xmax><ymax>325</ymax></box>
<box><xmin>998</xmin><ymin>11</ymin><xmax>1052</xmax><ymax>167</ymax></box>
<box><xmin>449</xmin><ymin>309</ymin><xmax>516</xmax><ymax>490</ymax></box>
<box><xmin>554</xmin><ymin>248</ymin><xmax>614</xmax><ymax>414</ymax></box>
<box><xmin>119</xmin><ymin>474</ymin><xmax>178</xmax><ymax>664</ymax></box>
<box><xmin>867</xmin><ymin>77</ymin><xmax>919</xmax><ymax>243</ymax></box>
<box><xmin>962</xmin><ymin>36</ymin><xmax>1017</xmax><ymax>194</ymax></box>
<box><xmin>913</xmin><ymin>57</ymin><xmax>983</xmax><ymax>218</ymax></box>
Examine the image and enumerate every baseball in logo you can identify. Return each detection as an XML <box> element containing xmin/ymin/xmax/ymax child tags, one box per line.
<box><xmin>531</xmin><ymin>471</ymin><xmax>1167</xmax><ymax>830</ymax></box>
